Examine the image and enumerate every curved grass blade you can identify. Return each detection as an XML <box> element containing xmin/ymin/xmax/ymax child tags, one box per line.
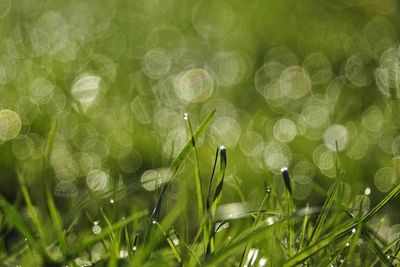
<box><xmin>308</xmin><ymin>148</ymin><xmax>343</xmax><ymax>245</ymax></box>
<box><xmin>206</xmin><ymin>146</ymin><xmax>227</xmax><ymax>255</ymax></box>
<box><xmin>239</xmin><ymin>185</ymin><xmax>271</xmax><ymax>267</ymax></box>
<box><xmin>361</xmin><ymin>228</ymin><xmax>393</xmax><ymax>266</ymax></box>
<box><xmin>284</xmin><ymin>183</ymin><xmax>400</xmax><ymax>266</ymax></box>
<box><xmin>184</xmin><ymin>113</ymin><xmax>204</xmax><ymax>220</ymax></box>
<box><xmin>152</xmin><ymin>221</ymin><xmax>182</xmax><ymax>264</ymax></box>
<box><xmin>69</xmin><ymin>210</ymin><xmax>148</xmax><ymax>257</ymax></box>
<box><xmin>144</xmin><ymin>110</ymin><xmax>215</xmax><ymax>246</ymax></box>
<box><xmin>42</xmin><ymin>119</ymin><xmax>68</xmax><ymax>254</ymax></box>
<box><xmin>0</xmin><ymin>196</ymin><xmax>35</xmax><ymax>247</ymax></box>
<box><xmin>281</xmin><ymin>167</ymin><xmax>295</xmax><ymax>256</ymax></box>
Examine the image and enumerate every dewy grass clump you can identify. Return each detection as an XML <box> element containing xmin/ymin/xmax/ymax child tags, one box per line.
<box><xmin>1</xmin><ymin>1</ymin><xmax>400</xmax><ymax>266</ymax></box>
<box><xmin>0</xmin><ymin>111</ymin><xmax>399</xmax><ymax>266</ymax></box>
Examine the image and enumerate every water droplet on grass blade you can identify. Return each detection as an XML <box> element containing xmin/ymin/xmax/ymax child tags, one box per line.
<box><xmin>0</xmin><ymin>109</ymin><xmax>21</xmax><ymax>141</ymax></box>
<box><xmin>92</xmin><ymin>224</ymin><xmax>101</xmax><ymax>235</ymax></box>
<box><xmin>364</xmin><ymin>187</ymin><xmax>371</xmax><ymax>195</ymax></box>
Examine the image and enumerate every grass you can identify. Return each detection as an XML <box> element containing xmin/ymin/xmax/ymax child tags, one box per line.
<box><xmin>0</xmin><ymin>110</ymin><xmax>399</xmax><ymax>266</ymax></box>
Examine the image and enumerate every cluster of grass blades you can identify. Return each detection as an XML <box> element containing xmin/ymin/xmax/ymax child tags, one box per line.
<box><xmin>1</xmin><ymin>110</ymin><xmax>400</xmax><ymax>266</ymax></box>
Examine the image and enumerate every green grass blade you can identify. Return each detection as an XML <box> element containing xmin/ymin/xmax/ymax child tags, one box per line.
<box><xmin>17</xmin><ymin>169</ymin><xmax>45</xmax><ymax>243</ymax></box>
<box><xmin>361</xmin><ymin>228</ymin><xmax>393</xmax><ymax>266</ymax></box>
<box><xmin>152</xmin><ymin>221</ymin><xmax>182</xmax><ymax>264</ymax></box>
<box><xmin>170</xmin><ymin>109</ymin><xmax>216</xmax><ymax>174</ymax></box>
<box><xmin>281</xmin><ymin>167</ymin><xmax>295</xmax><ymax>256</ymax></box>
<box><xmin>184</xmin><ymin>113</ymin><xmax>205</xmax><ymax>219</ymax></box>
<box><xmin>362</xmin><ymin>183</ymin><xmax>400</xmax><ymax>222</ymax></box>
<box><xmin>308</xmin><ymin>151</ymin><xmax>343</xmax><ymax>245</ymax></box>
<box><xmin>206</xmin><ymin>146</ymin><xmax>227</xmax><ymax>255</ymax></box>
<box><xmin>69</xmin><ymin>209</ymin><xmax>148</xmax><ymax>256</ymax></box>
<box><xmin>41</xmin><ymin>119</ymin><xmax>68</xmax><ymax>254</ymax></box>
<box><xmin>239</xmin><ymin>185</ymin><xmax>271</xmax><ymax>267</ymax></box>
<box><xmin>204</xmin><ymin>217</ymin><xmax>305</xmax><ymax>266</ymax></box>
<box><xmin>0</xmin><ymin>196</ymin><xmax>35</xmax><ymax>246</ymax></box>
<box><xmin>284</xmin><ymin>183</ymin><xmax>400</xmax><ymax>266</ymax></box>
<box><xmin>206</xmin><ymin>147</ymin><xmax>219</xmax><ymax>211</ymax></box>
<box><xmin>144</xmin><ymin>110</ymin><xmax>215</xmax><ymax>245</ymax></box>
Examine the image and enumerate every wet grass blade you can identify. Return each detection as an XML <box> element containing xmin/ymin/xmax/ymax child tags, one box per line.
<box><xmin>17</xmin><ymin>169</ymin><xmax>46</xmax><ymax>244</ymax></box>
<box><xmin>69</xmin><ymin>209</ymin><xmax>148</xmax><ymax>256</ymax></box>
<box><xmin>281</xmin><ymin>167</ymin><xmax>295</xmax><ymax>256</ymax></box>
<box><xmin>144</xmin><ymin>110</ymin><xmax>216</xmax><ymax>246</ymax></box>
<box><xmin>206</xmin><ymin>146</ymin><xmax>227</xmax><ymax>255</ymax></box>
<box><xmin>206</xmin><ymin>147</ymin><xmax>220</xmax><ymax>212</ymax></box>
<box><xmin>0</xmin><ymin>196</ymin><xmax>35</xmax><ymax>246</ymax></box>
<box><xmin>308</xmin><ymin>150</ymin><xmax>343</xmax><ymax>245</ymax></box>
<box><xmin>239</xmin><ymin>184</ymin><xmax>271</xmax><ymax>267</ymax></box>
<box><xmin>284</xmin><ymin>183</ymin><xmax>400</xmax><ymax>266</ymax></box>
<box><xmin>184</xmin><ymin>113</ymin><xmax>205</xmax><ymax>220</ymax></box>
<box><xmin>204</xmin><ymin>213</ymin><xmax>306</xmax><ymax>266</ymax></box>
<box><xmin>170</xmin><ymin>109</ymin><xmax>216</xmax><ymax>175</ymax></box>
<box><xmin>298</xmin><ymin>204</ymin><xmax>310</xmax><ymax>253</ymax></box>
<box><xmin>361</xmin><ymin>228</ymin><xmax>393</xmax><ymax>266</ymax></box>
<box><xmin>152</xmin><ymin>221</ymin><xmax>182</xmax><ymax>264</ymax></box>
<box><xmin>42</xmin><ymin>119</ymin><xmax>68</xmax><ymax>254</ymax></box>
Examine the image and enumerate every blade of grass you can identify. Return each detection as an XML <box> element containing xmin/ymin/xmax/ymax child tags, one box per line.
<box><xmin>0</xmin><ymin>196</ymin><xmax>35</xmax><ymax>247</ymax></box>
<box><xmin>206</xmin><ymin>146</ymin><xmax>227</xmax><ymax>255</ymax></box>
<box><xmin>152</xmin><ymin>221</ymin><xmax>182</xmax><ymax>264</ymax></box>
<box><xmin>308</xmin><ymin>145</ymin><xmax>344</xmax><ymax>245</ymax></box>
<box><xmin>42</xmin><ymin>119</ymin><xmax>68</xmax><ymax>254</ymax></box>
<box><xmin>298</xmin><ymin>204</ymin><xmax>310</xmax><ymax>253</ymax></box>
<box><xmin>184</xmin><ymin>112</ymin><xmax>205</xmax><ymax>219</ymax></box>
<box><xmin>281</xmin><ymin>167</ymin><xmax>295</xmax><ymax>256</ymax></box>
<box><xmin>284</xmin><ymin>182</ymin><xmax>400</xmax><ymax>266</ymax></box>
<box><xmin>204</xmin><ymin>212</ymin><xmax>308</xmax><ymax>266</ymax></box>
<box><xmin>362</xmin><ymin>228</ymin><xmax>393</xmax><ymax>266</ymax></box>
<box><xmin>239</xmin><ymin>184</ymin><xmax>271</xmax><ymax>267</ymax></box>
<box><xmin>69</xmin><ymin>209</ymin><xmax>148</xmax><ymax>256</ymax></box>
<box><xmin>17</xmin><ymin>168</ymin><xmax>46</xmax><ymax>244</ymax></box>
<box><xmin>144</xmin><ymin>109</ymin><xmax>215</xmax><ymax>246</ymax></box>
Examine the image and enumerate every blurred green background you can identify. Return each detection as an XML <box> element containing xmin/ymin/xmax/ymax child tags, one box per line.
<box><xmin>0</xmin><ymin>0</ymin><xmax>400</xmax><ymax>244</ymax></box>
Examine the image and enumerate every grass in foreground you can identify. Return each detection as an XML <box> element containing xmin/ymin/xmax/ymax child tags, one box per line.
<box><xmin>0</xmin><ymin>110</ymin><xmax>400</xmax><ymax>266</ymax></box>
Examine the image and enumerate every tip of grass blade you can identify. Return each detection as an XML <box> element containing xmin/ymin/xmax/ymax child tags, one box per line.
<box><xmin>281</xmin><ymin>167</ymin><xmax>292</xmax><ymax>195</ymax></box>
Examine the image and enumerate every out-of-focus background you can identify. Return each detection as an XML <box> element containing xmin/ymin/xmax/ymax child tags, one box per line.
<box><xmin>0</xmin><ymin>0</ymin><xmax>400</xmax><ymax>241</ymax></box>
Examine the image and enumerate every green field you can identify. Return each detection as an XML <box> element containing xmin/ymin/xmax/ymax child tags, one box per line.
<box><xmin>0</xmin><ymin>0</ymin><xmax>400</xmax><ymax>266</ymax></box>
